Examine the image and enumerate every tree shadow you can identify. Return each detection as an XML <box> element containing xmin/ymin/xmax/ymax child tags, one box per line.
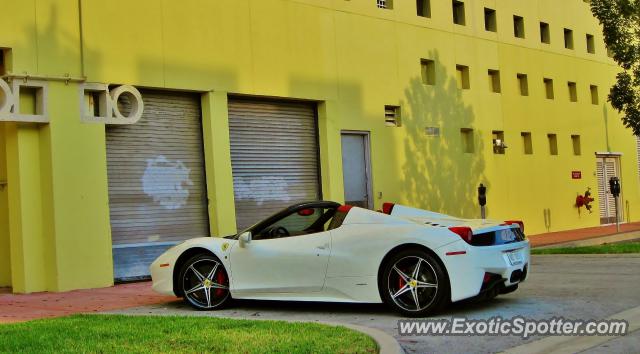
<box><xmin>400</xmin><ymin>51</ymin><xmax>486</xmax><ymax>218</ymax></box>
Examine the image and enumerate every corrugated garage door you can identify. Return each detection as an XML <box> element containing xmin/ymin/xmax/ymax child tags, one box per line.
<box><xmin>228</xmin><ymin>99</ymin><xmax>321</xmax><ymax>230</ymax></box>
<box><xmin>106</xmin><ymin>90</ymin><xmax>209</xmax><ymax>280</ymax></box>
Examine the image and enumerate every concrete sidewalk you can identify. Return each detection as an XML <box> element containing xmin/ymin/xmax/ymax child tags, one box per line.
<box><xmin>0</xmin><ymin>282</ymin><xmax>175</xmax><ymax>323</ymax></box>
<box><xmin>528</xmin><ymin>222</ymin><xmax>640</xmax><ymax>247</ymax></box>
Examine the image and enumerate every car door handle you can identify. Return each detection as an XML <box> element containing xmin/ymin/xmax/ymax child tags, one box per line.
<box><xmin>316</xmin><ymin>244</ymin><xmax>329</xmax><ymax>250</ymax></box>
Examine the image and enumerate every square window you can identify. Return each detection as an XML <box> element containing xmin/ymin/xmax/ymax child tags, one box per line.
<box><xmin>543</xmin><ymin>78</ymin><xmax>554</xmax><ymax>99</ymax></box>
<box><xmin>513</xmin><ymin>16</ymin><xmax>525</xmax><ymax>38</ymax></box>
<box><xmin>590</xmin><ymin>85</ymin><xmax>599</xmax><ymax>105</ymax></box>
<box><xmin>452</xmin><ymin>0</ymin><xmax>466</xmax><ymax>26</ymax></box>
<box><xmin>521</xmin><ymin>132</ymin><xmax>533</xmax><ymax>155</ymax></box>
<box><xmin>571</xmin><ymin>135</ymin><xmax>581</xmax><ymax>155</ymax></box>
<box><xmin>417</xmin><ymin>0</ymin><xmax>431</xmax><ymax>18</ymax></box>
<box><xmin>564</xmin><ymin>28</ymin><xmax>574</xmax><ymax>49</ymax></box>
<box><xmin>420</xmin><ymin>59</ymin><xmax>436</xmax><ymax>85</ymax></box>
<box><xmin>456</xmin><ymin>65</ymin><xmax>470</xmax><ymax>90</ymax></box>
<box><xmin>377</xmin><ymin>0</ymin><xmax>393</xmax><ymax>9</ymax></box>
<box><xmin>0</xmin><ymin>48</ymin><xmax>9</xmax><ymax>76</ymax></box>
<box><xmin>10</xmin><ymin>80</ymin><xmax>48</xmax><ymax>122</ymax></box>
<box><xmin>484</xmin><ymin>8</ymin><xmax>497</xmax><ymax>32</ymax></box>
<box><xmin>384</xmin><ymin>105</ymin><xmax>401</xmax><ymax>127</ymax></box>
<box><xmin>586</xmin><ymin>34</ymin><xmax>595</xmax><ymax>54</ymax></box>
<box><xmin>517</xmin><ymin>73</ymin><xmax>529</xmax><ymax>96</ymax></box>
<box><xmin>488</xmin><ymin>69</ymin><xmax>501</xmax><ymax>93</ymax></box>
<box><xmin>19</xmin><ymin>87</ymin><xmax>39</xmax><ymax>115</ymax></box>
<box><xmin>548</xmin><ymin>134</ymin><xmax>558</xmax><ymax>155</ymax></box>
<box><xmin>81</xmin><ymin>83</ymin><xmax>111</xmax><ymax>121</ymax></box>
<box><xmin>460</xmin><ymin>128</ymin><xmax>475</xmax><ymax>153</ymax></box>
<box><xmin>492</xmin><ymin>131</ymin><xmax>506</xmax><ymax>154</ymax></box>
<box><xmin>568</xmin><ymin>82</ymin><xmax>578</xmax><ymax>102</ymax></box>
<box><xmin>540</xmin><ymin>22</ymin><xmax>550</xmax><ymax>44</ymax></box>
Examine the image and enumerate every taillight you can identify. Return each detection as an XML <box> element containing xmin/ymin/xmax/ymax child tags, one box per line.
<box><xmin>483</xmin><ymin>272</ymin><xmax>492</xmax><ymax>284</ymax></box>
<box><xmin>448</xmin><ymin>226</ymin><xmax>474</xmax><ymax>244</ymax></box>
<box><xmin>382</xmin><ymin>203</ymin><xmax>395</xmax><ymax>215</ymax></box>
<box><xmin>505</xmin><ymin>220</ymin><xmax>524</xmax><ymax>233</ymax></box>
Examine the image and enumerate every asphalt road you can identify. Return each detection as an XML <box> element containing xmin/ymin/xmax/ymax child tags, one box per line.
<box><xmin>109</xmin><ymin>254</ymin><xmax>640</xmax><ymax>353</ymax></box>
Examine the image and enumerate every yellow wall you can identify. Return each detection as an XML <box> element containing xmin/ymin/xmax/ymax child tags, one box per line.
<box><xmin>73</xmin><ymin>0</ymin><xmax>638</xmax><ymax>234</ymax></box>
<box><xmin>0</xmin><ymin>0</ymin><xmax>639</xmax><ymax>292</ymax></box>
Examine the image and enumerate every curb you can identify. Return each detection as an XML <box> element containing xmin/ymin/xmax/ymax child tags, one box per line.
<box><xmin>533</xmin><ymin>230</ymin><xmax>640</xmax><ymax>249</ymax></box>
<box><xmin>323</xmin><ymin>322</ymin><xmax>404</xmax><ymax>354</ymax></box>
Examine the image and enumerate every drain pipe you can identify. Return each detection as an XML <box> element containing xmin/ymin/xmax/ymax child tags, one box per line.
<box><xmin>78</xmin><ymin>0</ymin><xmax>85</xmax><ymax>78</ymax></box>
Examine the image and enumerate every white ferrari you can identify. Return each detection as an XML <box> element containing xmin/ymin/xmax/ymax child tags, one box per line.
<box><xmin>150</xmin><ymin>201</ymin><xmax>530</xmax><ymax>317</ymax></box>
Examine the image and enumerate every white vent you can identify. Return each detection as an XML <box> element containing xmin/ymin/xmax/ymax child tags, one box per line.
<box><xmin>377</xmin><ymin>0</ymin><xmax>392</xmax><ymax>9</ymax></box>
<box><xmin>384</xmin><ymin>105</ymin><xmax>400</xmax><ymax>127</ymax></box>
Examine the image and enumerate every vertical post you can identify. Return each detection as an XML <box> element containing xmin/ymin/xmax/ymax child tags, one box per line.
<box><xmin>609</xmin><ymin>177</ymin><xmax>621</xmax><ymax>233</ymax></box>
<box><xmin>317</xmin><ymin>101</ymin><xmax>345</xmax><ymax>204</ymax></box>
<box><xmin>201</xmin><ymin>91</ymin><xmax>237</xmax><ymax>236</ymax></box>
<box><xmin>614</xmin><ymin>197</ymin><xmax>620</xmax><ymax>232</ymax></box>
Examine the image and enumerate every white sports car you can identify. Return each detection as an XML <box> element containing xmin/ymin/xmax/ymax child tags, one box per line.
<box><xmin>150</xmin><ymin>201</ymin><xmax>530</xmax><ymax>317</ymax></box>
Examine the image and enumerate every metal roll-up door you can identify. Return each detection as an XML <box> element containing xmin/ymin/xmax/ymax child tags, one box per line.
<box><xmin>228</xmin><ymin>99</ymin><xmax>321</xmax><ymax>230</ymax></box>
<box><xmin>106</xmin><ymin>90</ymin><xmax>209</xmax><ymax>280</ymax></box>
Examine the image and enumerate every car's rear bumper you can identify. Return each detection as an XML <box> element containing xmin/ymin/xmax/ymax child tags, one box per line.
<box><xmin>436</xmin><ymin>240</ymin><xmax>530</xmax><ymax>302</ymax></box>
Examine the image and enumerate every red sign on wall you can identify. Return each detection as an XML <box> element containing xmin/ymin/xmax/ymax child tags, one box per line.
<box><xmin>572</xmin><ymin>171</ymin><xmax>582</xmax><ymax>179</ymax></box>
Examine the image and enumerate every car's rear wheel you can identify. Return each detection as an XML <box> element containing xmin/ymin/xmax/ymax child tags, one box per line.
<box><xmin>179</xmin><ymin>254</ymin><xmax>231</xmax><ymax>310</ymax></box>
<box><xmin>380</xmin><ymin>249</ymin><xmax>449</xmax><ymax>317</ymax></box>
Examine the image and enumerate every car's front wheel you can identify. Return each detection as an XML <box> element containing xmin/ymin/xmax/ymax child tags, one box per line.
<box><xmin>380</xmin><ymin>249</ymin><xmax>449</xmax><ymax>317</ymax></box>
<box><xmin>179</xmin><ymin>253</ymin><xmax>231</xmax><ymax>310</ymax></box>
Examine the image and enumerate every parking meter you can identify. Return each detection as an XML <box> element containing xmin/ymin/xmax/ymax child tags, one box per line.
<box><xmin>609</xmin><ymin>177</ymin><xmax>621</xmax><ymax>198</ymax></box>
<box><xmin>478</xmin><ymin>184</ymin><xmax>487</xmax><ymax>206</ymax></box>
<box><xmin>478</xmin><ymin>184</ymin><xmax>487</xmax><ymax>219</ymax></box>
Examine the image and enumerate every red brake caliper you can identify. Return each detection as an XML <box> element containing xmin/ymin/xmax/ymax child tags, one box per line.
<box><xmin>398</xmin><ymin>269</ymin><xmax>405</xmax><ymax>291</ymax></box>
<box><xmin>215</xmin><ymin>271</ymin><xmax>226</xmax><ymax>297</ymax></box>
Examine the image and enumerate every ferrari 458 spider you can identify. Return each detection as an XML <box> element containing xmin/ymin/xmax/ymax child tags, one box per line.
<box><xmin>150</xmin><ymin>201</ymin><xmax>530</xmax><ymax>316</ymax></box>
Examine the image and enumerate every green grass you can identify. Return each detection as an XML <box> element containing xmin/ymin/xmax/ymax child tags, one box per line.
<box><xmin>532</xmin><ymin>242</ymin><xmax>640</xmax><ymax>255</ymax></box>
<box><xmin>0</xmin><ymin>314</ymin><xmax>378</xmax><ymax>354</ymax></box>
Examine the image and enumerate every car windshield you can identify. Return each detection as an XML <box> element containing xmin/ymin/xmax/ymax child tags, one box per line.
<box><xmin>229</xmin><ymin>203</ymin><xmax>339</xmax><ymax>240</ymax></box>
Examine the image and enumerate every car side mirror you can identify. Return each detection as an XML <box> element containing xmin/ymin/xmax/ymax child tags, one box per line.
<box><xmin>238</xmin><ymin>231</ymin><xmax>252</xmax><ymax>248</ymax></box>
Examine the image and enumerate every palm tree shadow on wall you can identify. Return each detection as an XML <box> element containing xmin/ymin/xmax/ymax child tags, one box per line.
<box><xmin>400</xmin><ymin>52</ymin><xmax>487</xmax><ymax>218</ymax></box>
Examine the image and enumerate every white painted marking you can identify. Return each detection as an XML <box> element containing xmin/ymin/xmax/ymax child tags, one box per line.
<box><xmin>142</xmin><ymin>155</ymin><xmax>192</xmax><ymax>210</ymax></box>
<box><xmin>234</xmin><ymin>176</ymin><xmax>292</xmax><ymax>205</ymax></box>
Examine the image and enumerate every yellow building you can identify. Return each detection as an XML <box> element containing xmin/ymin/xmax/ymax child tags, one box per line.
<box><xmin>0</xmin><ymin>0</ymin><xmax>638</xmax><ymax>293</ymax></box>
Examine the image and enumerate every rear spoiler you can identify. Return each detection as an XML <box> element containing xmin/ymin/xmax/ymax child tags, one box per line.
<box><xmin>382</xmin><ymin>203</ymin><xmax>454</xmax><ymax>219</ymax></box>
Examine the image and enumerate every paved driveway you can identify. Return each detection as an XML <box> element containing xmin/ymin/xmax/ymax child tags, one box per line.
<box><xmin>109</xmin><ymin>255</ymin><xmax>640</xmax><ymax>353</ymax></box>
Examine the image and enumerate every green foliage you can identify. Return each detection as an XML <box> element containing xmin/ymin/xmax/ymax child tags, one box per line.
<box><xmin>0</xmin><ymin>314</ymin><xmax>378</xmax><ymax>354</ymax></box>
<box><xmin>590</xmin><ymin>0</ymin><xmax>640</xmax><ymax>135</ymax></box>
<box><xmin>532</xmin><ymin>242</ymin><xmax>640</xmax><ymax>255</ymax></box>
